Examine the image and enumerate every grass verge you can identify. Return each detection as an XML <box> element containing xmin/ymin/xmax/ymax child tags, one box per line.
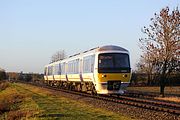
<box><xmin>127</xmin><ymin>86</ymin><xmax>180</xmax><ymax>103</ymax></box>
<box><xmin>127</xmin><ymin>86</ymin><xmax>180</xmax><ymax>95</ymax></box>
<box><xmin>0</xmin><ymin>82</ymin><xmax>134</xmax><ymax>120</ymax></box>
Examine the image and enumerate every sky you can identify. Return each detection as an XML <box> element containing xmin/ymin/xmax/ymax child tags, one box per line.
<box><xmin>0</xmin><ymin>0</ymin><xmax>179</xmax><ymax>73</ymax></box>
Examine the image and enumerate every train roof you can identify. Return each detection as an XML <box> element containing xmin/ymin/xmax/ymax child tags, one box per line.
<box><xmin>82</xmin><ymin>45</ymin><xmax>128</xmax><ymax>53</ymax></box>
<box><xmin>98</xmin><ymin>45</ymin><xmax>128</xmax><ymax>52</ymax></box>
<box><xmin>45</xmin><ymin>45</ymin><xmax>129</xmax><ymax>66</ymax></box>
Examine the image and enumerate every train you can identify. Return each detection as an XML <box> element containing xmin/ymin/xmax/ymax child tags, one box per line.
<box><xmin>44</xmin><ymin>45</ymin><xmax>131</xmax><ymax>94</ymax></box>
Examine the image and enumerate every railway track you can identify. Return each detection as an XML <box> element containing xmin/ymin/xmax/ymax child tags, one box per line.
<box><xmin>17</xmin><ymin>81</ymin><xmax>180</xmax><ymax>116</ymax></box>
<box><xmin>111</xmin><ymin>95</ymin><xmax>180</xmax><ymax>114</ymax></box>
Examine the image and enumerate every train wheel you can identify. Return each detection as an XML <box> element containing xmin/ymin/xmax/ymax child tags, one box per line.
<box><xmin>74</xmin><ymin>83</ymin><xmax>81</xmax><ymax>92</ymax></box>
<box><xmin>81</xmin><ymin>83</ymin><xmax>87</xmax><ymax>92</ymax></box>
<box><xmin>91</xmin><ymin>85</ymin><xmax>97</xmax><ymax>95</ymax></box>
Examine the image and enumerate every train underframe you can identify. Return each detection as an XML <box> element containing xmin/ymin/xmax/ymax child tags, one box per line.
<box><xmin>44</xmin><ymin>80</ymin><xmax>97</xmax><ymax>95</ymax></box>
<box><xmin>44</xmin><ymin>80</ymin><xmax>129</xmax><ymax>95</ymax></box>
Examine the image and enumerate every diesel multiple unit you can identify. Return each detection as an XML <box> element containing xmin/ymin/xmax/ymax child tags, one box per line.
<box><xmin>44</xmin><ymin>45</ymin><xmax>131</xmax><ymax>94</ymax></box>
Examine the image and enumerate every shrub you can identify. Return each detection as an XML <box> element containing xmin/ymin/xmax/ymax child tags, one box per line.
<box><xmin>0</xmin><ymin>102</ymin><xmax>10</xmax><ymax>114</ymax></box>
<box><xmin>0</xmin><ymin>71</ymin><xmax>6</xmax><ymax>80</ymax></box>
<box><xmin>7</xmin><ymin>110</ymin><xmax>27</xmax><ymax>120</ymax></box>
<box><xmin>0</xmin><ymin>93</ymin><xmax>24</xmax><ymax>115</ymax></box>
<box><xmin>0</xmin><ymin>82</ymin><xmax>9</xmax><ymax>91</ymax></box>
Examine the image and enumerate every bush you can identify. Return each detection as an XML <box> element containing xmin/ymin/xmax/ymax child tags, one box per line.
<box><xmin>7</xmin><ymin>110</ymin><xmax>27</xmax><ymax>120</ymax></box>
<box><xmin>130</xmin><ymin>72</ymin><xmax>180</xmax><ymax>86</ymax></box>
<box><xmin>0</xmin><ymin>71</ymin><xmax>6</xmax><ymax>80</ymax></box>
<box><xmin>0</xmin><ymin>102</ymin><xmax>10</xmax><ymax>114</ymax></box>
<box><xmin>0</xmin><ymin>82</ymin><xmax>9</xmax><ymax>91</ymax></box>
<box><xmin>0</xmin><ymin>92</ymin><xmax>24</xmax><ymax>115</ymax></box>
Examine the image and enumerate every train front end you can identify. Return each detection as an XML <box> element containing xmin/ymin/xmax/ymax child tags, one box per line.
<box><xmin>95</xmin><ymin>46</ymin><xmax>131</xmax><ymax>94</ymax></box>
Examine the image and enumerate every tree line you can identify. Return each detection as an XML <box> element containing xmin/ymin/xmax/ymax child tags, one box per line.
<box><xmin>0</xmin><ymin>71</ymin><xmax>44</xmax><ymax>82</ymax></box>
<box><xmin>130</xmin><ymin>72</ymin><xmax>180</xmax><ymax>86</ymax></box>
<box><xmin>0</xmin><ymin>69</ymin><xmax>6</xmax><ymax>80</ymax></box>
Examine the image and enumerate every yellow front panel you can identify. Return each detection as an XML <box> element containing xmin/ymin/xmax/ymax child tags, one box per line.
<box><xmin>98</xmin><ymin>73</ymin><xmax>131</xmax><ymax>82</ymax></box>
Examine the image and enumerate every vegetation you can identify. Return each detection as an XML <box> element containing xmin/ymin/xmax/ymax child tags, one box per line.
<box><xmin>127</xmin><ymin>86</ymin><xmax>180</xmax><ymax>95</ymax></box>
<box><xmin>0</xmin><ymin>81</ymin><xmax>9</xmax><ymax>91</ymax></box>
<box><xmin>6</xmin><ymin>72</ymin><xmax>44</xmax><ymax>82</ymax></box>
<box><xmin>6</xmin><ymin>72</ymin><xmax>19</xmax><ymax>80</ymax></box>
<box><xmin>0</xmin><ymin>70</ymin><xmax>6</xmax><ymax>81</ymax></box>
<box><xmin>51</xmin><ymin>50</ymin><xmax>66</xmax><ymax>63</ymax></box>
<box><xmin>0</xmin><ymin>82</ymin><xmax>133</xmax><ymax>120</ymax></box>
<box><xmin>139</xmin><ymin>6</ymin><xmax>180</xmax><ymax>96</ymax></box>
<box><xmin>155</xmin><ymin>96</ymin><xmax>180</xmax><ymax>103</ymax></box>
<box><xmin>130</xmin><ymin>72</ymin><xmax>180</xmax><ymax>86</ymax></box>
<box><xmin>127</xmin><ymin>86</ymin><xmax>180</xmax><ymax>103</ymax></box>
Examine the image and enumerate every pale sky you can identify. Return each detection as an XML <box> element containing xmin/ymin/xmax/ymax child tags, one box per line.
<box><xmin>0</xmin><ymin>0</ymin><xmax>179</xmax><ymax>73</ymax></box>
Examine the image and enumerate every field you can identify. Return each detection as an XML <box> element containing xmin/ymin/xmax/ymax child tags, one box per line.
<box><xmin>127</xmin><ymin>86</ymin><xmax>180</xmax><ymax>103</ymax></box>
<box><xmin>0</xmin><ymin>81</ymin><xmax>133</xmax><ymax>120</ymax></box>
<box><xmin>127</xmin><ymin>86</ymin><xmax>180</xmax><ymax>95</ymax></box>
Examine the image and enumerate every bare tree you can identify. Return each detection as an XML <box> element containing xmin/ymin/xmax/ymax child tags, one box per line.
<box><xmin>139</xmin><ymin>6</ymin><xmax>180</xmax><ymax>96</ymax></box>
<box><xmin>51</xmin><ymin>50</ymin><xmax>66</xmax><ymax>63</ymax></box>
<box><xmin>136</xmin><ymin>52</ymin><xmax>157</xmax><ymax>85</ymax></box>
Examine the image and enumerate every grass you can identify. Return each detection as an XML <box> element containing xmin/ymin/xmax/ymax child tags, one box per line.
<box><xmin>0</xmin><ymin>81</ymin><xmax>10</xmax><ymax>91</ymax></box>
<box><xmin>0</xmin><ymin>82</ymin><xmax>39</xmax><ymax>120</ymax></box>
<box><xmin>127</xmin><ymin>86</ymin><xmax>180</xmax><ymax>95</ymax></box>
<box><xmin>0</xmin><ymin>82</ymin><xmax>134</xmax><ymax>120</ymax></box>
<box><xmin>155</xmin><ymin>96</ymin><xmax>180</xmax><ymax>103</ymax></box>
<box><xmin>127</xmin><ymin>86</ymin><xmax>180</xmax><ymax>103</ymax></box>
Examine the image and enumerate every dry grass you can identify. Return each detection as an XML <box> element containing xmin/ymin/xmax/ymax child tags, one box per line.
<box><xmin>0</xmin><ymin>81</ymin><xmax>10</xmax><ymax>91</ymax></box>
<box><xmin>0</xmin><ymin>91</ymin><xmax>25</xmax><ymax>114</ymax></box>
<box><xmin>155</xmin><ymin>96</ymin><xmax>180</xmax><ymax>103</ymax></box>
<box><xmin>7</xmin><ymin>110</ymin><xmax>27</xmax><ymax>120</ymax></box>
<box><xmin>0</xmin><ymin>82</ymin><xmax>133</xmax><ymax>120</ymax></box>
<box><xmin>14</xmin><ymin>83</ymin><xmax>133</xmax><ymax>120</ymax></box>
<box><xmin>0</xmin><ymin>83</ymin><xmax>34</xmax><ymax>120</ymax></box>
<box><xmin>0</xmin><ymin>102</ymin><xmax>10</xmax><ymax>114</ymax></box>
<box><xmin>6</xmin><ymin>110</ymin><xmax>37</xmax><ymax>120</ymax></box>
<box><xmin>127</xmin><ymin>86</ymin><xmax>180</xmax><ymax>103</ymax></box>
<box><xmin>127</xmin><ymin>86</ymin><xmax>180</xmax><ymax>95</ymax></box>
